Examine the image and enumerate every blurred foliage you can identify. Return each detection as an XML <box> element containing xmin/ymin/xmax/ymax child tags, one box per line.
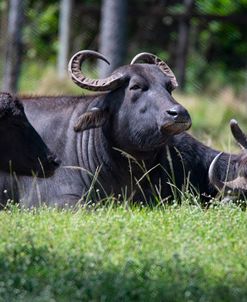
<box><xmin>0</xmin><ymin>0</ymin><xmax>247</xmax><ymax>94</ymax></box>
<box><xmin>23</xmin><ymin>0</ymin><xmax>59</xmax><ymax>62</ymax></box>
<box><xmin>196</xmin><ymin>0</ymin><xmax>244</xmax><ymax>15</ymax></box>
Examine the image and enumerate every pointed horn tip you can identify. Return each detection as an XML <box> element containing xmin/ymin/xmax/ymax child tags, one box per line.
<box><xmin>68</xmin><ymin>50</ymin><xmax>111</xmax><ymax>69</ymax></box>
<box><xmin>230</xmin><ymin>119</ymin><xmax>238</xmax><ymax>127</ymax></box>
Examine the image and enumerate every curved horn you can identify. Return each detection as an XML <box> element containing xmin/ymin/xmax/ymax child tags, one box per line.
<box><xmin>208</xmin><ymin>152</ymin><xmax>225</xmax><ymax>191</ymax></box>
<box><xmin>209</xmin><ymin>152</ymin><xmax>247</xmax><ymax>192</ymax></box>
<box><xmin>130</xmin><ymin>52</ymin><xmax>178</xmax><ymax>89</ymax></box>
<box><xmin>68</xmin><ymin>50</ymin><xmax>126</xmax><ymax>91</ymax></box>
<box><xmin>230</xmin><ymin>119</ymin><xmax>247</xmax><ymax>149</ymax></box>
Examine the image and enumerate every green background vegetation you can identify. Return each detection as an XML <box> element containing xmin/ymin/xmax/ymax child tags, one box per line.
<box><xmin>1</xmin><ymin>0</ymin><xmax>247</xmax><ymax>95</ymax></box>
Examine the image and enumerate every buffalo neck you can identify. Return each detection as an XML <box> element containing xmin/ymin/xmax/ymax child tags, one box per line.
<box><xmin>77</xmin><ymin>126</ymin><xmax>160</xmax><ymax>199</ymax></box>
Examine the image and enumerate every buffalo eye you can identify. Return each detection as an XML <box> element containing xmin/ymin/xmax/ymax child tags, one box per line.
<box><xmin>129</xmin><ymin>84</ymin><xmax>142</xmax><ymax>91</ymax></box>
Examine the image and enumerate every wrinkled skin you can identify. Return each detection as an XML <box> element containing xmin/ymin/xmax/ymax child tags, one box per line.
<box><xmin>0</xmin><ymin>65</ymin><xmax>242</xmax><ymax>207</ymax></box>
<box><xmin>0</xmin><ymin>93</ymin><xmax>59</xmax><ymax>176</ymax></box>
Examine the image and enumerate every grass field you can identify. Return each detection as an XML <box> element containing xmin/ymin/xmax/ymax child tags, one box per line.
<box><xmin>0</xmin><ymin>202</ymin><xmax>247</xmax><ymax>302</ymax></box>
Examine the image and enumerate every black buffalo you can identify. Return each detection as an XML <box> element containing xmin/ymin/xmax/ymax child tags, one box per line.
<box><xmin>1</xmin><ymin>51</ymin><xmax>245</xmax><ymax>207</ymax></box>
<box><xmin>0</xmin><ymin>92</ymin><xmax>59</xmax><ymax>176</ymax></box>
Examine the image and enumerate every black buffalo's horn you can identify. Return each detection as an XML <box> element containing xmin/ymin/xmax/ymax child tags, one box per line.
<box><xmin>68</xmin><ymin>50</ymin><xmax>126</xmax><ymax>91</ymax></box>
<box><xmin>208</xmin><ymin>152</ymin><xmax>226</xmax><ymax>191</ymax></box>
<box><xmin>230</xmin><ymin>119</ymin><xmax>247</xmax><ymax>149</ymax></box>
<box><xmin>130</xmin><ymin>52</ymin><xmax>178</xmax><ymax>90</ymax></box>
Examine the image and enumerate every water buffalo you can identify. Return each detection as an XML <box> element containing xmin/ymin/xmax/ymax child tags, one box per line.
<box><xmin>0</xmin><ymin>92</ymin><xmax>59</xmax><ymax>176</ymax></box>
<box><xmin>1</xmin><ymin>51</ymin><xmax>246</xmax><ymax>207</ymax></box>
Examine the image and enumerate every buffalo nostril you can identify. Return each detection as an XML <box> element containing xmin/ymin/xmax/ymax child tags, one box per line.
<box><xmin>166</xmin><ymin>109</ymin><xmax>178</xmax><ymax>117</ymax></box>
<box><xmin>165</xmin><ymin>105</ymin><xmax>191</xmax><ymax>125</ymax></box>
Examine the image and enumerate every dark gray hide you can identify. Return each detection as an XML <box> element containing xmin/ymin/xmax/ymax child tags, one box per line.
<box><xmin>0</xmin><ymin>93</ymin><xmax>59</xmax><ymax>176</ymax></box>
<box><xmin>0</xmin><ymin>64</ymin><xmax>243</xmax><ymax>207</ymax></box>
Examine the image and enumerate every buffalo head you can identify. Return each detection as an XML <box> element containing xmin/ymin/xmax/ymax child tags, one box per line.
<box><xmin>68</xmin><ymin>50</ymin><xmax>191</xmax><ymax>158</ymax></box>
<box><xmin>0</xmin><ymin>93</ymin><xmax>60</xmax><ymax>176</ymax></box>
<box><xmin>209</xmin><ymin>119</ymin><xmax>247</xmax><ymax>194</ymax></box>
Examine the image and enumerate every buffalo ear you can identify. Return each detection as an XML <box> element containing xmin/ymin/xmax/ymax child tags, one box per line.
<box><xmin>74</xmin><ymin>107</ymin><xmax>109</xmax><ymax>132</ymax></box>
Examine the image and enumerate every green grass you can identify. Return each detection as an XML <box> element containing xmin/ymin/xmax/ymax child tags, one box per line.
<box><xmin>0</xmin><ymin>202</ymin><xmax>247</xmax><ymax>301</ymax></box>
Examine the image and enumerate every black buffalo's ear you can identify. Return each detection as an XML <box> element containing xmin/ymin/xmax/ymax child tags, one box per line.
<box><xmin>74</xmin><ymin>107</ymin><xmax>110</xmax><ymax>132</ymax></box>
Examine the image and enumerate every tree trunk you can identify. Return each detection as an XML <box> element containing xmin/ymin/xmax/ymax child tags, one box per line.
<box><xmin>2</xmin><ymin>0</ymin><xmax>24</xmax><ymax>93</ymax></box>
<box><xmin>0</xmin><ymin>2</ymin><xmax>8</xmax><ymax>84</ymax></box>
<box><xmin>98</xmin><ymin>0</ymin><xmax>127</xmax><ymax>77</ymax></box>
<box><xmin>175</xmin><ymin>0</ymin><xmax>194</xmax><ymax>90</ymax></box>
<box><xmin>57</xmin><ymin>0</ymin><xmax>73</xmax><ymax>79</ymax></box>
